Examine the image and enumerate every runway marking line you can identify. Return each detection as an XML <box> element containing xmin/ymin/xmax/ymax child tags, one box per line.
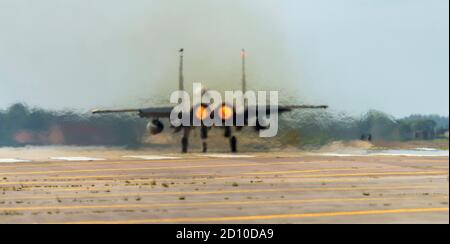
<box><xmin>49</xmin><ymin>157</ymin><xmax>106</xmax><ymax>162</ymax></box>
<box><xmin>0</xmin><ymin>184</ymin><xmax>445</xmax><ymax>201</ymax></box>
<box><xmin>0</xmin><ymin>159</ymin><xmax>32</xmax><ymax>163</ymax></box>
<box><xmin>243</xmin><ymin>168</ymin><xmax>382</xmax><ymax>175</ymax></box>
<box><xmin>1</xmin><ymin>172</ymin><xmax>448</xmax><ymax>188</ymax></box>
<box><xmin>5</xmin><ymin>170</ymin><xmax>448</xmax><ymax>185</ymax></box>
<box><xmin>0</xmin><ymin>157</ymin><xmax>223</xmax><ymax>168</ymax></box>
<box><xmin>54</xmin><ymin>208</ymin><xmax>449</xmax><ymax>224</ymax></box>
<box><xmin>200</xmin><ymin>154</ymin><xmax>255</xmax><ymax>158</ymax></box>
<box><xmin>288</xmin><ymin>171</ymin><xmax>448</xmax><ymax>178</ymax></box>
<box><xmin>0</xmin><ymin>177</ymin><xmax>216</xmax><ymax>186</ymax></box>
<box><xmin>0</xmin><ymin>167</ymin><xmax>441</xmax><ymax>186</ymax></box>
<box><xmin>0</xmin><ymin>162</ymin><xmax>372</xmax><ymax>176</ymax></box>
<box><xmin>4</xmin><ymin>153</ymin><xmax>445</xmax><ymax>169</ymax></box>
<box><xmin>0</xmin><ymin>155</ymin><xmax>320</xmax><ymax>169</ymax></box>
<box><xmin>0</xmin><ymin>158</ymin><xmax>446</xmax><ymax>177</ymax></box>
<box><xmin>122</xmin><ymin>156</ymin><xmax>181</xmax><ymax>160</ymax></box>
<box><xmin>3</xmin><ymin>177</ymin><xmax>447</xmax><ymax>194</ymax></box>
<box><xmin>0</xmin><ymin>155</ymin><xmax>447</xmax><ymax>169</ymax></box>
<box><xmin>0</xmin><ymin>167</ymin><xmax>374</xmax><ymax>185</ymax></box>
<box><xmin>1</xmin><ymin>196</ymin><xmax>447</xmax><ymax>212</ymax></box>
<box><xmin>0</xmin><ymin>178</ymin><xmax>376</xmax><ymax>193</ymax></box>
<box><xmin>0</xmin><ymin>163</ymin><xmax>271</xmax><ymax>176</ymax></box>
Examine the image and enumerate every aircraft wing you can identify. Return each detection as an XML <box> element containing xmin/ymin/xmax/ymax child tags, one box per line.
<box><xmin>276</xmin><ymin>105</ymin><xmax>328</xmax><ymax>113</ymax></box>
<box><xmin>92</xmin><ymin>107</ymin><xmax>174</xmax><ymax>118</ymax></box>
<box><xmin>246</xmin><ymin>105</ymin><xmax>328</xmax><ymax>114</ymax></box>
<box><xmin>92</xmin><ymin>104</ymin><xmax>327</xmax><ymax>118</ymax></box>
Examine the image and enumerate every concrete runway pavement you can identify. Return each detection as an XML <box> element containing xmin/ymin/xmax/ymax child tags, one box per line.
<box><xmin>0</xmin><ymin>153</ymin><xmax>448</xmax><ymax>224</ymax></box>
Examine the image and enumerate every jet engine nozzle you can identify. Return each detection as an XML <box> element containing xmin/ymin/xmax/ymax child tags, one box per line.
<box><xmin>147</xmin><ymin>119</ymin><xmax>164</xmax><ymax>135</ymax></box>
<box><xmin>218</xmin><ymin>104</ymin><xmax>234</xmax><ymax>121</ymax></box>
<box><xmin>255</xmin><ymin>119</ymin><xmax>269</xmax><ymax>131</ymax></box>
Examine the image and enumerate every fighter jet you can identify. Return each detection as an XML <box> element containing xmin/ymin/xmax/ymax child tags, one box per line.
<box><xmin>92</xmin><ymin>49</ymin><xmax>327</xmax><ymax>153</ymax></box>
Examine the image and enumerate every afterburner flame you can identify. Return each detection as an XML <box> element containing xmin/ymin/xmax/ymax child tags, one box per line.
<box><xmin>219</xmin><ymin>105</ymin><xmax>233</xmax><ymax>120</ymax></box>
<box><xmin>195</xmin><ymin>105</ymin><xmax>209</xmax><ymax>120</ymax></box>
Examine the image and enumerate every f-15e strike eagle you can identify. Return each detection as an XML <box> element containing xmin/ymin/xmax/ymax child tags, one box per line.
<box><xmin>92</xmin><ymin>49</ymin><xmax>327</xmax><ymax>153</ymax></box>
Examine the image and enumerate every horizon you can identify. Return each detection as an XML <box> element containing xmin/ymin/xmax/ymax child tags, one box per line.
<box><xmin>0</xmin><ymin>101</ymin><xmax>448</xmax><ymax>120</ymax></box>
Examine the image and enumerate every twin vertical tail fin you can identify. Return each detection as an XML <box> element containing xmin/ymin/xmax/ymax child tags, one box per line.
<box><xmin>179</xmin><ymin>48</ymin><xmax>184</xmax><ymax>91</ymax></box>
<box><xmin>241</xmin><ymin>49</ymin><xmax>247</xmax><ymax>93</ymax></box>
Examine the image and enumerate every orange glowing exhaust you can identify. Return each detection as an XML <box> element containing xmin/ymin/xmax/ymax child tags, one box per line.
<box><xmin>195</xmin><ymin>105</ymin><xmax>209</xmax><ymax>120</ymax></box>
<box><xmin>219</xmin><ymin>105</ymin><xmax>233</xmax><ymax>120</ymax></box>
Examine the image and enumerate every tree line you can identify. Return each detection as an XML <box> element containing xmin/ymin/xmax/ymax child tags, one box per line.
<box><xmin>0</xmin><ymin>103</ymin><xmax>448</xmax><ymax>148</ymax></box>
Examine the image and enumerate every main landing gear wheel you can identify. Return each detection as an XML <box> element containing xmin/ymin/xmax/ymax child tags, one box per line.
<box><xmin>181</xmin><ymin>137</ymin><xmax>188</xmax><ymax>153</ymax></box>
<box><xmin>224</xmin><ymin>128</ymin><xmax>232</xmax><ymax>138</ymax></box>
<box><xmin>230</xmin><ymin>136</ymin><xmax>237</xmax><ymax>153</ymax></box>
<box><xmin>201</xmin><ymin>126</ymin><xmax>208</xmax><ymax>153</ymax></box>
<box><xmin>202</xmin><ymin>142</ymin><xmax>208</xmax><ymax>153</ymax></box>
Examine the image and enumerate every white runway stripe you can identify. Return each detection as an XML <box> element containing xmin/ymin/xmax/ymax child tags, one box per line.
<box><xmin>317</xmin><ymin>150</ymin><xmax>449</xmax><ymax>157</ymax></box>
<box><xmin>415</xmin><ymin>148</ymin><xmax>439</xmax><ymax>151</ymax></box>
<box><xmin>122</xmin><ymin>156</ymin><xmax>181</xmax><ymax>160</ymax></box>
<box><xmin>201</xmin><ymin>154</ymin><xmax>255</xmax><ymax>158</ymax></box>
<box><xmin>50</xmin><ymin>157</ymin><xmax>106</xmax><ymax>161</ymax></box>
<box><xmin>0</xmin><ymin>158</ymin><xmax>32</xmax><ymax>163</ymax></box>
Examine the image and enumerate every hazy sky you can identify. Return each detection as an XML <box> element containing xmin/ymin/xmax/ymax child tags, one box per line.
<box><xmin>0</xmin><ymin>0</ymin><xmax>448</xmax><ymax>117</ymax></box>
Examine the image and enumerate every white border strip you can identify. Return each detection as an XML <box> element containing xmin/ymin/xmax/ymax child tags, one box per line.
<box><xmin>122</xmin><ymin>156</ymin><xmax>181</xmax><ymax>160</ymax></box>
<box><xmin>200</xmin><ymin>154</ymin><xmax>255</xmax><ymax>158</ymax></box>
<box><xmin>0</xmin><ymin>158</ymin><xmax>32</xmax><ymax>163</ymax></box>
<box><xmin>50</xmin><ymin>157</ymin><xmax>106</xmax><ymax>161</ymax></box>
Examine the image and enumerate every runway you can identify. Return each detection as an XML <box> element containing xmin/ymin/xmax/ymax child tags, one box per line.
<box><xmin>0</xmin><ymin>152</ymin><xmax>448</xmax><ymax>224</ymax></box>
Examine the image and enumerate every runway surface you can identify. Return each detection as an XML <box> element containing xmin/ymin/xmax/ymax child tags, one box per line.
<box><xmin>0</xmin><ymin>152</ymin><xmax>448</xmax><ymax>224</ymax></box>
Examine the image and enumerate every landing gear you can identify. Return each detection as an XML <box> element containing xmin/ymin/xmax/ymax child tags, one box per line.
<box><xmin>181</xmin><ymin>127</ymin><xmax>190</xmax><ymax>153</ymax></box>
<box><xmin>201</xmin><ymin>126</ymin><xmax>208</xmax><ymax>153</ymax></box>
<box><xmin>181</xmin><ymin>137</ymin><xmax>188</xmax><ymax>153</ymax></box>
<box><xmin>224</xmin><ymin>127</ymin><xmax>232</xmax><ymax>138</ymax></box>
<box><xmin>181</xmin><ymin>126</ymin><xmax>237</xmax><ymax>153</ymax></box>
<box><xmin>202</xmin><ymin>142</ymin><xmax>208</xmax><ymax>153</ymax></box>
<box><xmin>230</xmin><ymin>136</ymin><xmax>237</xmax><ymax>153</ymax></box>
<box><xmin>225</xmin><ymin>127</ymin><xmax>237</xmax><ymax>153</ymax></box>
